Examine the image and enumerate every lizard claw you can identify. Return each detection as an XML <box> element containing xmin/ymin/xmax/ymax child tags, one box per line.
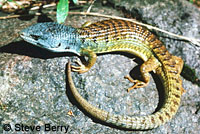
<box><xmin>124</xmin><ymin>75</ymin><xmax>147</xmax><ymax>92</ymax></box>
<box><xmin>71</xmin><ymin>60</ymin><xmax>89</xmax><ymax>73</ymax></box>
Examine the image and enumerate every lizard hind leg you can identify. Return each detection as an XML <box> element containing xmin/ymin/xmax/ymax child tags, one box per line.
<box><xmin>125</xmin><ymin>57</ymin><xmax>160</xmax><ymax>92</ymax></box>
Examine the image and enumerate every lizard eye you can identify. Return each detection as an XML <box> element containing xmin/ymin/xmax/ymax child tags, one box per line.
<box><xmin>56</xmin><ymin>43</ymin><xmax>61</xmax><ymax>48</ymax></box>
<box><xmin>65</xmin><ymin>46</ymin><xmax>70</xmax><ymax>49</ymax></box>
<box><xmin>30</xmin><ymin>35</ymin><xmax>40</xmax><ymax>40</ymax></box>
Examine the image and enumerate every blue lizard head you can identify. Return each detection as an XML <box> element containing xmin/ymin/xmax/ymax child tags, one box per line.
<box><xmin>20</xmin><ymin>22</ymin><xmax>82</xmax><ymax>55</ymax></box>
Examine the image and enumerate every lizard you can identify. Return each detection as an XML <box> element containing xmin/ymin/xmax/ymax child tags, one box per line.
<box><xmin>20</xmin><ymin>19</ymin><xmax>185</xmax><ymax>130</ymax></box>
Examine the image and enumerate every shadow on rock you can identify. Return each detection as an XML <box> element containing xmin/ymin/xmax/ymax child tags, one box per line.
<box><xmin>0</xmin><ymin>41</ymin><xmax>76</xmax><ymax>59</ymax></box>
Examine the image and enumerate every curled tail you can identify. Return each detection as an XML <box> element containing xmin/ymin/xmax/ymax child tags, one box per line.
<box><xmin>67</xmin><ymin>56</ymin><xmax>184</xmax><ymax>130</ymax></box>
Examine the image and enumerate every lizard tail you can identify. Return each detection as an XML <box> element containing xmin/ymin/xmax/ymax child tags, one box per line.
<box><xmin>66</xmin><ymin>59</ymin><xmax>184</xmax><ymax>130</ymax></box>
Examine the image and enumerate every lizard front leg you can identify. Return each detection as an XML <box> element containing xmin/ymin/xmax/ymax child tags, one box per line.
<box><xmin>125</xmin><ymin>56</ymin><xmax>160</xmax><ymax>92</ymax></box>
<box><xmin>71</xmin><ymin>49</ymin><xmax>97</xmax><ymax>73</ymax></box>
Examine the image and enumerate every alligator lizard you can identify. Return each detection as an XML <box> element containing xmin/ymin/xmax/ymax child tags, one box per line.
<box><xmin>20</xmin><ymin>19</ymin><xmax>185</xmax><ymax>130</ymax></box>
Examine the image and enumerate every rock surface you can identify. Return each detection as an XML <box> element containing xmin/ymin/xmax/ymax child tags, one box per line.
<box><xmin>0</xmin><ymin>0</ymin><xmax>200</xmax><ymax>133</ymax></box>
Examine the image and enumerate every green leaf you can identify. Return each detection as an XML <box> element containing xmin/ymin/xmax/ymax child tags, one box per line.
<box><xmin>57</xmin><ymin>0</ymin><xmax>69</xmax><ymax>24</ymax></box>
<box><xmin>189</xmin><ymin>0</ymin><xmax>194</xmax><ymax>3</ymax></box>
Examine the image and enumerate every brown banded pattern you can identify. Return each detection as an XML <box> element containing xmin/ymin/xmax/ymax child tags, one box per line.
<box><xmin>68</xmin><ymin>19</ymin><xmax>185</xmax><ymax>130</ymax></box>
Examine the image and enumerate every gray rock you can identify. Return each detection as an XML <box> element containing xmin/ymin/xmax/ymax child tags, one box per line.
<box><xmin>0</xmin><ymin>0</ymin><xmax>199</xmax><ymax>134</ymax></box>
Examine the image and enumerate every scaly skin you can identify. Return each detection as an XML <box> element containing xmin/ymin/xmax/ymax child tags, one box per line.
<box><xmin>20</xmin><ymin>19</ymin><xmax>185</xmax><ymax>130</ymax></box>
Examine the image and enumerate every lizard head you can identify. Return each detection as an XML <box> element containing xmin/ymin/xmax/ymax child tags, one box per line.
<box><xmin>20</xmin><ymin>22</ymin><xmax>82</xmax><ymax>55</ymax></box>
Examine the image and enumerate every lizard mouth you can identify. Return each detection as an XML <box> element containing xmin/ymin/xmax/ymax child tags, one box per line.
<box><xmin>20</xmin><ymin>33</ymin><xmax>80</xmax><ymax>55</ymax></box>
<box><xmin>20</xmin><ymin>33</ymin><xmax>38</xmax><ymax>46</ymax></box>
<box><xmin>20</xmin><ymin>33</ymin><xmax>48</xmax><ymax>49</ymax></box>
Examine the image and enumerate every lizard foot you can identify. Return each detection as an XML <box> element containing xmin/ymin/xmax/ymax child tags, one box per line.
<box><xmin>181</xmin><ymin>87</ymin><xmax>186</xmax><ymax>95</ymax></box>
<box><xmin>124</xmin><ymin>75</ymin><xmax>147</xmax><ymax>92</ymax></box>
<box><xmin>71</xmin><ymin>60</ymin><xmax>89</xmax><ymax>73</ymax></box>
